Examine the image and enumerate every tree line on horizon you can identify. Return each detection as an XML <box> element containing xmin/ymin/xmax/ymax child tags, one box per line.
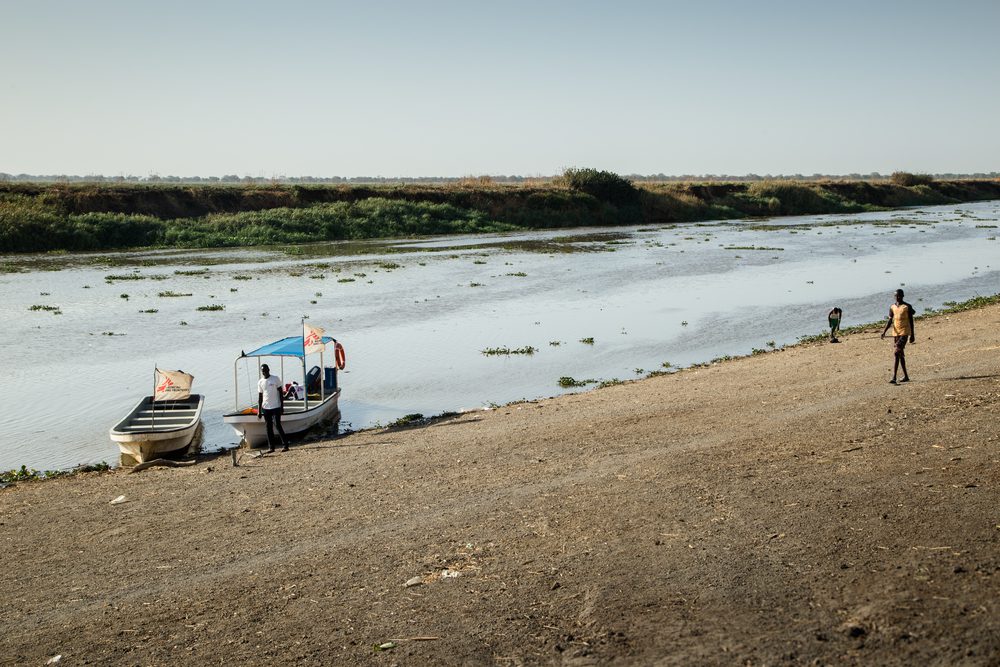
<box><xmin>1</xmin><ymin>171</ymin><xmax>998</xmax><ymax>185</ymax></box>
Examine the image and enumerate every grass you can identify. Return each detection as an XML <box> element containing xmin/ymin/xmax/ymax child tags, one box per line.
<box><xmin>0</xmin><ymin>461</ymin><xmax>110</xmax><ymax>484</ymax></box>
<box><xmin>579</xmin><ymin>337</ymin><xmax>595</xmax><ymax>345</ymax></box>
<box><xmin>158</xmin><ymin>290</ymin><xmax>192</xmax><ymax>297</ymax></box>
<box><xmin>386</xmin><ymin>413</ymin><xmax>425</xmax><ymax>428</ymax></box>
<box><xmin>196</xmin><ymin>304</ymin><xmax>225</xmax><ymax>311</ymax></box>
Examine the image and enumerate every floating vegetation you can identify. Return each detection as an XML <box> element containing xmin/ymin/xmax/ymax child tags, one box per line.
<box><xmin>120</xmin><ymin>294</ymin><xmax>129</xmax><ymax>300</ymax></box>
<box><xmin>505</xmin><ymin>272</ymin><xmax>528</xmax><ymax>277</ymax></box>
<box><xmin>598</xmin><ymin>378</ymin><xmax>625</xmax><ymax>388</ymax></box>
<box><xmin>337</xmin><ymin>278</ymin><xmax>355</xmax><ymax>283</ymax></box>
<box><xmin>481</xmin><ymin>346</ymin><xmax>537</xmax><ymax>356</ymax></box>
<box><xmin>579</xmin><ymin>337</ymin><xmax>594</xmax><ymax>345</ymax></box>
<box><xmin>681</xmin><ymin>321</ymin><xmax>688</xmax><ymax>326</ymax></box>
<box><xmin>139</xmin><ymin>309</ymin><xmax>159</xmax><ymax>313</ymax></box>
<box><xmin>354</xmin><ymin>272</ymin><xmax>367</xmax><ymax>278</ymax></box>
<box><xmin>634</xmin><ymin>368</ymin><xmax>645</xmax><ymax>375</ymax></box>
<box><xmin>724</xmin><ymin>246</ymin><xmax>784</xmax><ymax>251</ymax></box>
<box><xmin>102</xmin><ymin>331</ymin><xmax>125</xmax><ymax>336</ymax></box>
<box><xmin>766</xmin><ymin>340</ymin><xmax>776</xmax><ymax>348</ymax></box>
<box><xmin>230</xmin><ymin>287</ymin><xmax>238</xmax><ymax>292</ymax></box>
<box><xmin>549</xmin><ymin>341</ymin><xmax>562</xmax><ymax>346</ymax></box>
<box><xmin>179</xmin><ymin>321</ymin><xmax>188</xmax><ymax>325</ymax></box>
<box><xmin>29</xmin><ymin>304</ymin><xmax>60</xmax><ymax>312</ymax></box>
<box><xmin>558</xmin><ymin>376</ymin><xmax>596</xmax><ymax>388</ymax></box>
<box><xmin>158</xmin><ymin>290</ymin><xmax>192</xmax><ymax>297</ymax></box>
<box><xmin>309</xmin><ymin>274</ymin><xmax>325</xmax><ymax>279</ymax></box>
<box><xmin>105</xmin><ymin>273</ymin><xmax>145</xmax><ymax>281</ymax></box>
<box><xmin>473</xmin><ymin>260</ymin><xmax>487</xmax><ymax>265</ymax></box>
<box><xmin>469</xmin><ymin>282</ymin><xmax>484</xmax><ymax>287</ymax></box>
<box><xmin>233</xmin><ymin>275</ymin><xmax>252</xmax><ymax>281</ymax></box>
<box><xmin>309</xmin><ymin>300</ymin><xmax>317</xmax><ymax>304</ymax></box>
<box><xmin>315</xmin><ymin>292</ymin><xmax>323</xmax><ymax>297</ymax></box>
<box><xmin>661</xmin><ymin>361</ymin><xmax>672</xmax><ymax>368</ymax></box>
<box><xmin>751</xmin><ymin>347</ymin><xmax>768</xmax><ymax>355</ymax></box>
<box><xmin>39</xmin><ymin>292</ymin><xmax>50</xmax><ymax>296</ymax></box>
<box><xmin>174</xmin><ymin>269</ymin><xmax>209</xmax><ymax>275</ymax></box>
<box><xmin>0</xmin><ymin>264</ymin><xmax>26</xmax><ymax>274</ymax></box>
<box><xmin>196</xmin><ymin>304</ymin><xmax>225</xmax><ymax>311</ymax></box>
<box><xmin>975</xmin><ymin>225</ymin><xmax>997</xmax><ymax>228</ymax></box>
<box><xmin>379</xmin><ymin>262</ymin><xmax>401</xmax><ymax>270</ymax></box>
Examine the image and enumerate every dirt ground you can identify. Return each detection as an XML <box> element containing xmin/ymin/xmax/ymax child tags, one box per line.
<box><xmin>2</xmin><ymin>305</ymin><xmax>999</xmax><ymax>666</ymax></box>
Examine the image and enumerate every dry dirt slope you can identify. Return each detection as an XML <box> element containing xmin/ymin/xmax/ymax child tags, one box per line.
<box><xmin>2</xmin><ymin>304</ymin><xmax>999</xmax><ymax>666</ymax></box>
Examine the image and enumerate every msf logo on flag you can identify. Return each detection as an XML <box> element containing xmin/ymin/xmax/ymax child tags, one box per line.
<box><xmin>304</xmin><ymin>324</ymin><xmax>326</xmax><ymax>355</ymax></box>
<box><xmin>154</xmin><ymin>369</ymin><xmax>194</xmax><ymax>402</ymax></box>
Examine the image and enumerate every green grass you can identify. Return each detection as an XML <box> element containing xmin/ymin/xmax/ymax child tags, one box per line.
<box><xmin>386</xmin><ymin>413</ymin><xmax>425</xmax><ymax>428</ymax></box>
<box><xmin>1</xmin><ymin>461</ymin><xmax>110</xmax><ymax>484</ymax></box>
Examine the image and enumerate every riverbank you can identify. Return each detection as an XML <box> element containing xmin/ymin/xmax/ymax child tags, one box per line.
<box><xmin>3</xmin><ymin>302</ymin><xmax>998</xmax><ymax>664</ymax></box>
<box><xmin>3</xmin><ymin>176</ymin><xmax>999</xmax><ymax>253</ymax></box>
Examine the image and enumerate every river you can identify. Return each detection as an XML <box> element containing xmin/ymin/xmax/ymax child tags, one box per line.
<box><xmin>1</xmin><ymin>200</ymin><xmax>997</xmax><ymax>471</ymax></box>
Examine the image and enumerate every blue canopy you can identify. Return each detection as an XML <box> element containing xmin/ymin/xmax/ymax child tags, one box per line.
<box><xmin>244</xmin><ymin>336</ymin><xmax>335</xmax><ymax>358</ymax></box>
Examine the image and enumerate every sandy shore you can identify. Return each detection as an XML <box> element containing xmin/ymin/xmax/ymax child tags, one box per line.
<box><xmin>3</xmin><ymin>304</ymin><xmax>999</xmax><ymax>665</ymax></box>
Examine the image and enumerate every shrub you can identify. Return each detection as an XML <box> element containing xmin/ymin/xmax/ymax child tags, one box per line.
<box><xmin>560</xmin><ymin>168</ymin><xmax>639</xmax><ymax>205</ymax></box>
<box><xmin>890</xmin><ymin>172</ymin><xmax>934</xmax><ymax>187</ymax></box>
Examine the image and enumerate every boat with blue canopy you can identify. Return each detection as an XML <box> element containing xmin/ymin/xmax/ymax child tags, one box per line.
<box><xmin>223</xmin><ymin>324</ymin><xmax>345</xmax><ymax>448</ymax></box>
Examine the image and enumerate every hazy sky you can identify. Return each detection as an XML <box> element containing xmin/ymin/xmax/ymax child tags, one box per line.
<box><xmin>2</xmin><ymin>0</ymin><xmax>998</xmax><ymax>177</ymax></box>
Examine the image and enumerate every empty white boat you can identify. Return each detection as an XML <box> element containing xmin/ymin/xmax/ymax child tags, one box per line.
<box><xmin>110</xmin><ymin>393</ymin><xmax>204</xmax><ymax>464</ymax></box>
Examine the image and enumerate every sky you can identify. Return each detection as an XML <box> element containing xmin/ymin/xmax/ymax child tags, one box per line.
<box><xmin>1</xmin><ymin>0</ymin><xmax>998</xmax><ymax>177</ymax></box>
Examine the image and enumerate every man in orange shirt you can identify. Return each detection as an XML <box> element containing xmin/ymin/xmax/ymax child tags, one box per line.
<box><xmin>880</xmin><ymin>289</ymin><xmax>915</xmax><ymax>384</ymax></box>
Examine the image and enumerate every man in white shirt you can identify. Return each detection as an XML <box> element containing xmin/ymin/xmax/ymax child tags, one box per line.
<box><xmin>257</xmin><ymin>364</ymin><xmax>289</xmax><ymax>452</ymax></box>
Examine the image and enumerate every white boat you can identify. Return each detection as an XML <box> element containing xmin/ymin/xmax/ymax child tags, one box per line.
<box><xmin>223</xmin><ymin>329</ymin><xmax>344</xmax><ymax>448</ymax></box>
<box><xmin>110</xmin><ymin>393</ymin><xmax>205</xmax><ymax>464</ymax></box>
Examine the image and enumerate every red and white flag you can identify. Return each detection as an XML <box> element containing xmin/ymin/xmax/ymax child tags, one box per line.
<box><xmin>303</xmin><ymin>323</ymin><xmax>326</xmax><ymax>355</ymax></box>
<box><xmin>154</xmin><ymin>368</ymin><xmax>194</xmax><ymax>401</ymax></box>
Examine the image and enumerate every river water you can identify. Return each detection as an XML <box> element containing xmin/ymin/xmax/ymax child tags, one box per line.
<box><xmin>1</xmin><ymin>201</ymin><xmax>998</xmax><ymax>471</ymax></box>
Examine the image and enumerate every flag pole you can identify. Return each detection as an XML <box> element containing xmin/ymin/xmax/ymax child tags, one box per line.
<box><xmin>302</xmin><ymin>318</ymin><xmax>309</xmax><ymax>411</ymax></box>
<box><xmin>151</xmin><ymin>365</ymin><xmax>157</xmax><ymax>429</ymax></box>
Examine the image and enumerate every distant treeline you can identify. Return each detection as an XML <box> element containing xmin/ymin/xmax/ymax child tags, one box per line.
<box><xmin>2</xmin><ymin>170</ymin><xmax>999</xmax><ymax>253</ymax></box>
<box><xmin>3</xmin><ymin>171</ymin><xmax>999</xmax><ymax>185</ymax></box>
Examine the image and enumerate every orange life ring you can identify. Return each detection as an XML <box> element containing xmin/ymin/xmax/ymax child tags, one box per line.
<box><xmin>334</xmin><ymin>342</ymin><xmax>346</xmax><ymax>370</ymax></box>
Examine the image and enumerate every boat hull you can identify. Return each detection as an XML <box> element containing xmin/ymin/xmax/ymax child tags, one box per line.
<box><xmin>224</xmin><ymin>389</ymin><xmax>341</xmax><ymax>448</ymax></box>
<box><xmin>109</xmin><ymin>395</ymin><xmax>205</xmax><ymax>464</ymax></box>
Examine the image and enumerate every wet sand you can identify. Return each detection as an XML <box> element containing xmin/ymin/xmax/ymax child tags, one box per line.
<box><xmin>2</xmin><ymin>304</ymin><xmax>999</xmax><ymax>665</ymax></box>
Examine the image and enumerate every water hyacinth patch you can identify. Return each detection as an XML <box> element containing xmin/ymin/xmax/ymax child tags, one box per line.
<box><xmin>558</xmin><ymin>376</ymin><xmax>597</xmax><ymax>388</ymax></box>
<box><xmin>481</xmin><ymin>346</ymin><xmax>537</xmax><ymax>356</ymax></box>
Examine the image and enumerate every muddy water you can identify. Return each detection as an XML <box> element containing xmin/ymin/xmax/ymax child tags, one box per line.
<box><xmin>1</xmin><ymin>201</ymin><xmax>998</xmax><ymax>471</ymax></box>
